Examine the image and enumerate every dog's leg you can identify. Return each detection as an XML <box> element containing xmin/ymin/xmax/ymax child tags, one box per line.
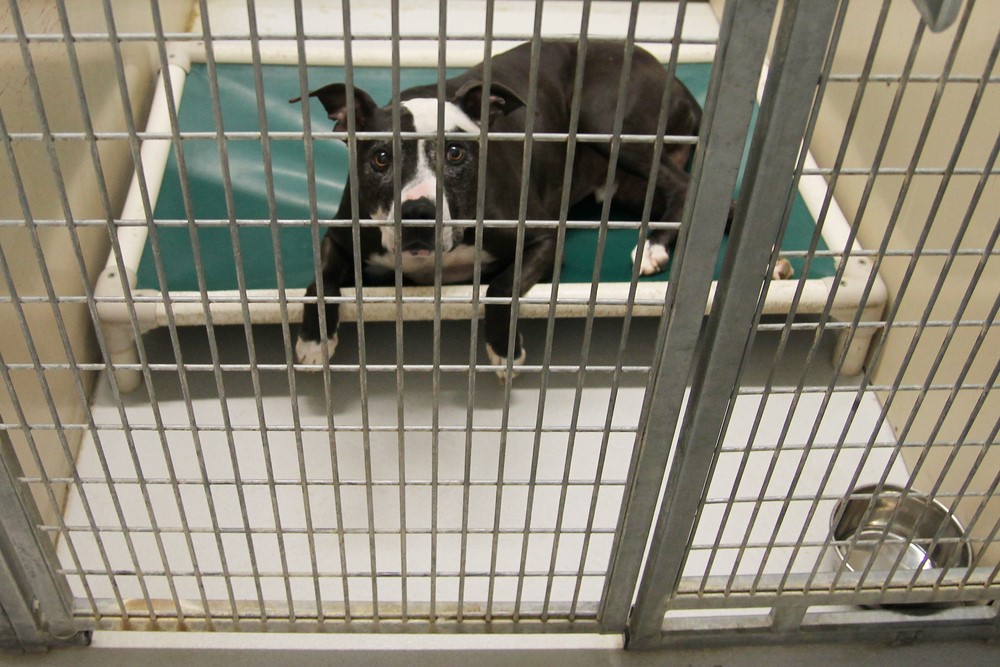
<box><xmin>575</xmin><ymin>61</ymin><xmax>708</xmax><ymax>278</ymax></box>
<box><xmin>577</xmin><ymin>138</ymin><xmax>692</xmax><ymax>277</ymax></box>
<box><xmin>623</xmin><ymin>156</ymin><xmax>745</xmax><ymax>277</ymax></box>
<box><xmin>296</xmin><ymin>233</ymin><xmax>353</xmax><ymax>369</ymax></box>
<box><xmin>484</xmin><ymin>232</ymin><xmax>557</xmax><ymax>383</ymax></box>
<box><xmin>602</xmin><ymin>147</ymin><xmax>692</xmax><ymax>276</ymax></box>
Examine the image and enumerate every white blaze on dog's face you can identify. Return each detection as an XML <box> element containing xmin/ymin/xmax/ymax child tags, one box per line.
<box><xmin>361</xmin><ymin>98</ymin><xmax>481</xmax><ymax>256</ymax></box>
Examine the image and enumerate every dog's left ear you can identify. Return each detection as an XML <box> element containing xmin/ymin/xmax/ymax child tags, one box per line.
<box><xmin>289</xmin><ymin>83</ymin><xmax>379</xmax><ymax>133</ymax></box>
<box><xmin>453</xmin><ymin>81</ymin><xmax>526</xmax><ymax>128</ymax></box>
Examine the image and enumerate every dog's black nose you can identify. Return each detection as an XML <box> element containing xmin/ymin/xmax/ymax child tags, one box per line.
<box><xmin>400</xmin><ymin>198</ymin><xmax>437</xmax><ymax>220</ymax></box>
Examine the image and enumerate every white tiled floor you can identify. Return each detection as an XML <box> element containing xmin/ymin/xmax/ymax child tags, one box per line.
<box><xmin>57</xmin><ymin>319</ymin><xmax>907</xmax><ymax>612</ymax></box>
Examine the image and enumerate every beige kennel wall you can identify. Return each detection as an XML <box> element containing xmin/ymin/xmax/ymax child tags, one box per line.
<box><xmin>0</xmin><ymin>1</ymin><xmax>194</xmax><ymax>527</ymax></box>
<box><xmin>711</xmin><ymin>0</ymin><xmax>1000</xmax><ymax>566</ymax></box>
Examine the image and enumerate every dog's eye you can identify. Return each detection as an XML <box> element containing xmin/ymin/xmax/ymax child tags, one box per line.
<box><xmin>445</xmin><ymin>143</ymin><xmax>465</xmax><ymax>163</ymax></box>
<box><xmin>370</xmin><ymin>149</ymin><xmax>391</xmax><ymax>171</ymax></box>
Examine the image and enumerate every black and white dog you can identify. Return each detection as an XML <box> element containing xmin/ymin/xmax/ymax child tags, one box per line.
<box><xmin>293</xmin><ymin>41</ymin><xmax>702</xmax><ymax>379</ymax></box>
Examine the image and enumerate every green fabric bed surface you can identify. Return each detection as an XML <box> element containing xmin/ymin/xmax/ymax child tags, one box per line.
<box><xmin>139</xmin><ymin>62</ymin><xmax>834</xmax><ymax>292</ymax></box>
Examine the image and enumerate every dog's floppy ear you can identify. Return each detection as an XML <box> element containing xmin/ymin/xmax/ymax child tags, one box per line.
<box><xmin>289</xmin><ymin>84</ymin><xmax>378</xmax><ymax>133</ymax></box>
<box><xmin>453</xmin><ymin>81</ymin><xmax>526</xmax><ymax>128</ymax></box>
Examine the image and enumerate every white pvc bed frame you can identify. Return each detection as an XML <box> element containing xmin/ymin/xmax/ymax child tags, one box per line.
<box><xmin>94</xmin><ymin>1</ymin><xmax>886</xmax><ymax>392</ymax></box>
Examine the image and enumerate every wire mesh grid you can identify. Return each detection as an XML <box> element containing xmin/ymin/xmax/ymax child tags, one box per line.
<box><xmin>0</xmin><ymin>0</ymin><xmax>717</xmax><ymax>632</ymax></box>
<box><xmin>669</xmin><ymin>0</ymin><xmax>1000</xmax><ymax>614</ymax></box>
<box><xmin>1</xmin><ymin>0</ymin><xmax>997</xmax><ymax>645</ymax></box>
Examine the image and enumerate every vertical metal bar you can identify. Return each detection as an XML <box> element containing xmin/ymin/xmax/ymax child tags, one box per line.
<box><xmin>574</xmin><ymin>0</ymin><xmax>692</xmax><ymax>617</ymax></box>
<box><xmin>0</xmin><ymin>529</ymin><xmax>50</xmax><ymax>650</ymax></box>
<box><xmin>3</xmin><ymin>3</ymin><xmax>127</xmax><ymax>623</ymax></box>
<box><xmin>196</xmin><ymin>0</ymin><xmax>271</xmax><ymax>621</ymax></box>
<box><xmin>692</xmin><ymin>0</ymin><xmax>860</xmax><ymax>597</ymax></box>
<box><xmin>0</xmin><ymin>431</ymin><xmax>78</xmax><ymax>643</ymax></box>
<box><xmin>95</xmin><ymin>0</ymin><xmax>223</xmax><ymax>625</ymax></box>
<box><xmin>521</xmin><ymin>0</ymin><xmax>643</xmax><ymax>622</ymax></box>
<box><xmin>3</xmin><ymin>0</ymin><xmax>161</xmax><ymax>621</ymax></box>
<box><xmin>245</xmin><ymin>0</ymin><xmax>322</xmax><ymax>622</ymax></box>
<box><xmin>762</xmin><ymin>1</ymin><xmax>918</xmax><ymax>594</ymax></box>
<box><xmin>769</xmin><ymin>604</ymin><xmax>807</xmax><ymax>634</ymax></box>
<box><xmin>148</xmin><ymin>0</ymin><xmax>240</xmax><ymax>625</ymax></box>
<box><xmin>798</xmin><ymin>16</ymin><xmax>944</xmax><ymax>517</ymax></box>
<box><xmin>748</xmin><ymin>2</ymin><xmax>882</xmax><ymax>593</ymax></box>
<box><xmin>0</xmin><ymin>266</ymin><xmax>115</xmax><ymax>618</ymax></box>
<box><xmin>197</xmin><ymin>0</ymin><xmax>298</xmax><ymax>618</ymax></box>
<box><xmin>210</xmin><ymin>28</ymin><xmax>295</xmax><ymax>622</ymax></box>
<box><xmin>486</xmin><ymin>0</ymin><xmax>545</xmax><ymax>622</ymax></box>
<box><xmin>0</xmin><ymin>577</ymin><xmax>31</xmax><ymax>652</ymax></box>
<box><xmin>430</xmin><ymin>0</ymin><xmax>449</xmax><ymax>622</ymax></box>
<box><xmin>840</xmin><ymin>19</ymin><xmax>995</xmax><ymax>578</ymax></box>
<box><xmin>543</xmin><ymin>0</ymin><xmax>595</xmax><ymax>622</ymax></box>
<box><xmin>110</xmin><ymin>20</ymin><xmax>235</xmax><ymax>626</ymax></box>
<box><xmin>0</xmin><ymin>348</ymin><xmax>96</xmax><ymax>617</ymax></box>
<box><xmin>526</xmin><ymin>0</ymin><xmax>641</xmax><ymax>622</ymax></box>
<box><xmin>991</xmin><ymin>567</ymin><xmax>1000</xmax><ymax>602</ymax></box>
<box><xmin>291</xmin><ymin>0</ymin><xmax>351</xmax><ymax>620</ymax></box>
<box><xmin>625</xmin><ymin>0</ymin><xmax>838</xmax><ymax>646</ymax></box>
<box><xmin>389</xmin><ymin>0</ymin><xmax>409</xmax><ymax>623</ymax></box>
<box><xmin>339</xmin><ymin>0</ymin><xmax>380</xmax><ymax>621</ymax></box>
<box><xmin>207</xmin><ymin>0</ymin><xmax>302</xmax><ymax>622</ymax></box>
<box><xmin>867</xmin><ymin>252</ymin><xmax>998</xmax><ymax>592</ymax></box>
<box><xmin>600</xmin><ymin>0</ymin><xmax>779</xmax><ymax>632</ymax></box>
<box><xmin>458</xmin><ymin>0</ymin><xmax>497</xmax><ymax>621</ymax></box>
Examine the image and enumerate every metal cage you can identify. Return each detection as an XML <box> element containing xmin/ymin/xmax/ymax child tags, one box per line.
<box><xmin>0</xmin><ymin>0</ymin><xmax>997</xmax><ymax>653</ymax></box>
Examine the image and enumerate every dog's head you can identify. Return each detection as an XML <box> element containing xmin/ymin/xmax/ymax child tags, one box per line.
<box><xmin>291</xmin><ymin>81</ymin><xmax>525</xmax><ymax>256</ymax></box>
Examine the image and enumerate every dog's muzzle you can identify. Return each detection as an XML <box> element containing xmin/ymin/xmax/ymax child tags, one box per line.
<box><xmin>400</xmin><ymin>198</ymin><xmax>442</xmax><ymax>255</ymax></box>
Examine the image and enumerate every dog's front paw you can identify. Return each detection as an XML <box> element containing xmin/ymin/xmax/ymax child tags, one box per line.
<box><xmin>631</xmin><ymin>241</ymin><xmax>670</xmax><ymax>276</ymax></box>
<box><xmin>772</xmin><ymin>258</ymin><xmax>794</xmax><ymax>280</ymax></box>
<box><xmin>486</xmin><ymin>342</ymin><xmax>527</xmax><ymax>384</ymax></box>
<box><xmin>295</xmin><ymin>334</ymin><xmax>338</xmax><ymax>370</ymax></box>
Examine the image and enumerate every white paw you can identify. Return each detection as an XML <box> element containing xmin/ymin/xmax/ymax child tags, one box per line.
<box><xmin>486</xmin><ymin>342</ymin><xmax>527</xmax><ymax>383</ymax></box>
<box><xmin>631</xmin><ymin>241</ymin><xmax>670</xmax><ymax>276</ymax></box>
<box><xmin>295</xmin><ymin>334</ymin><xmax>338</xmax><ymax>369</ymax></box>
<box><xmin>772</xmin><ymin>258</ymin><xmax>794</xmax><ymax>280</ymax></box>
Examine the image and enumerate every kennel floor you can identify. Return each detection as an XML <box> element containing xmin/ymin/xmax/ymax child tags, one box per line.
<box><xmin>56</xmin><ymin>318</ymin><xmax>907</xmax><ymax>617</ymax></box>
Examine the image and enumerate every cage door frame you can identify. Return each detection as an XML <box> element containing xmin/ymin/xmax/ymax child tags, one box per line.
<box><xmin>0</xmin><ymin>432</ymin><xmax>88</xmax><ymax>651</ymax></box>
<box><xmin>598</xmin><ymin>0</ymin><xmax>781</xmax><ymax>631</ymax></box>
<box><xmin>623</xmin><ymin>0</ymin><xmax>863</xmax><ymax>648</ymax></box>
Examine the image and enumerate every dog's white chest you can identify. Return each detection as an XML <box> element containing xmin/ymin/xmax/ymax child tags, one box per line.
<box><xmin>368</xmin><ymin>244</ymin><xmax>495</xmax><ymax>285</ymax></box>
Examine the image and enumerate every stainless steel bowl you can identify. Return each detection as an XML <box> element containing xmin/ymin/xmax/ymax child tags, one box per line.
<box><xmin>831</xmin><ymin>483</ymin><xmax>973</xmax><ymax>575</ymax></box>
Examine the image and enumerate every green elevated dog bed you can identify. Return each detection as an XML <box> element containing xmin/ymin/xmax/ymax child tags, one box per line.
<box><xmin>138</xmin><ymin>62</ymin><xmax>835</xmax><ymax>293</ymax></box>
